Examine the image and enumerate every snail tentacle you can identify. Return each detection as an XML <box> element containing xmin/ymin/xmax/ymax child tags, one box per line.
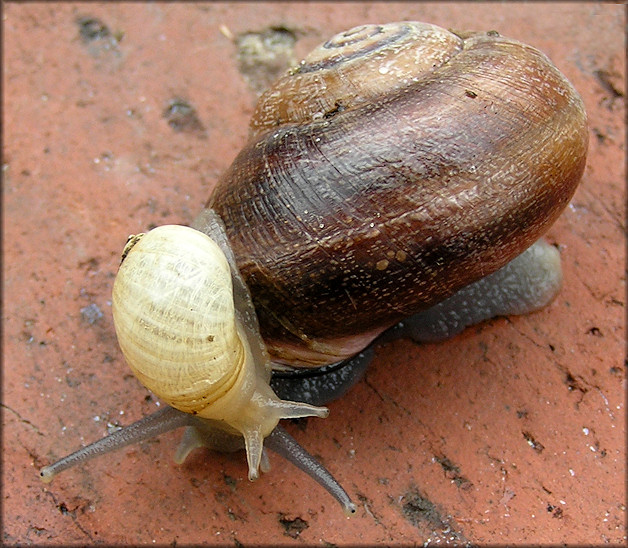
<box><xmin>266</xmin><ymin>425</ymin><xmax>357</xmax><ymax>516</ymax></box>
<box><xmin>40</xmin><ymin>406</ymin><xmax>192</xmax><ymax>483</ymax></box>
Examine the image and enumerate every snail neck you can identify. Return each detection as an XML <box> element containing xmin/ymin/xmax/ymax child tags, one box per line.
<box><xmin>189</xmin><ymin>321</ymin><xmax>329</xmax><ymax>480</ymax></box>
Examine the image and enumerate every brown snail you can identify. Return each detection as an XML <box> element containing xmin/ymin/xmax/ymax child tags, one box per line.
<box><xmin>40</xmin><ymin>22</ymin><xmax>587</xmax><ymax>515</ymax></box>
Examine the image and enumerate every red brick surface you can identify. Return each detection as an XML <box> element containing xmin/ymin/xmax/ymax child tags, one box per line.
<box><xmin>3</xmin><ymin>3</ymin><xmax>625</xmax><ymax>545</ymax></box>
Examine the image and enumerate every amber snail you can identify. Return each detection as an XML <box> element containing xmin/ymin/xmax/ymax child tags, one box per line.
<box><xmin>40</xmin><ymin>22</ymin><xmax>587</xmax><ymax>515</ymax></box>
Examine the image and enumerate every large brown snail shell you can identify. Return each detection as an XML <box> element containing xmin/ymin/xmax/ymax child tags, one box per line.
<box><xmin>207</xmin><ymin>22</ymin><xmax>588</xmax><ymax>366</ymax></box>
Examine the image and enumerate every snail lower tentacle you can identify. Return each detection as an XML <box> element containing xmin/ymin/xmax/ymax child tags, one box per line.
<box><xmin>266</xmin><ymin>425</ymin><xmax>357</xmax><ymax>516</ymax></box>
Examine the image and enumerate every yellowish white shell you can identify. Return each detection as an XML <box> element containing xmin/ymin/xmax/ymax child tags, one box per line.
<box><xmin>112</xmin><ymin>225</ymin><xmax>247</xmax><ymax>416</ymax></box>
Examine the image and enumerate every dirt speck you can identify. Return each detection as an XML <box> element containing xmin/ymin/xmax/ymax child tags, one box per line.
<box><xmin>564</xmin><ymin>371</ymin><xmax>588</xmax><ymax>394</ymax></box>
<box><xmin>77</xmin><ymin>16</ymin><xmax>111</xmax><ymax>42</ymax></box>
<box><xmin>76</xmin><ymin>16</ymin><xmax>122</xmax><ymax>58</ymax></box>
<box><xmin>593</xmin><ymin>69</ymin><xmax>624</xmax><ymax>99</ymax></box>
<box><xmin>278</xmin><ymin>514</ymin><xmax>308</xmax><ymax>538</ymax></box>
<box><xmin>547</xmin><ymin>503</ymin><xmax>564</xmax><ymax>519</ymax></box>
<box><xmin>163</xmin><ymin>98</ymin><xmax>206</xmax><ymax>137</ymax></box>
<box><xmin>401</xmin><ymin>485</ymin><xmax>468</xmax><ymax>543</ymax></box>
<box><xmin>80</xmin><ymin>303</ymin><xmax>103</xmax><ymax>325</ymax></box>
<box><xmin>522</xmin><ymin>430</ymin><xmax>545</xmax><ymax>453</ymax></box>
<box><xmin>236</xmin><ymin>26</ymin><xmax>298</xmax><ymax>95</ymax></box>
<box><xmin>434</xmin><ymin>455</ymin><xmax>474</xmax><ymax>490</ymax></box>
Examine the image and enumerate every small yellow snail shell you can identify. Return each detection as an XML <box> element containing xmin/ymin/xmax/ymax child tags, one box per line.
<box><xmin>113</xmin><ymin>226</ymin><xmax>245</xmax><ymax>417</ymax></box>
<box><xmin>111</xmin><ymin>225</ymin><xmax>328</xmax><ymax>478</ymax></box>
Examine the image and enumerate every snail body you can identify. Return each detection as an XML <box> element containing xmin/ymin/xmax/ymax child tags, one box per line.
<box><xmin>40</xmin><ymin>22</ymin><xmax>587</xmax><ymax>514</ymax></box>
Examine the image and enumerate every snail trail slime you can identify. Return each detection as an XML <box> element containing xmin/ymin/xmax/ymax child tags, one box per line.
<box><xmin>40</xmin><ymin>22</ymin><xmax>587</xmax><ymax>515</ymax></box>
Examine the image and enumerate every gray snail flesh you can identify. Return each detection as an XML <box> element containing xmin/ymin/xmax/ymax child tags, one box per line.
<box><xmin>40</xmin><ymin>22</ymin><xmax>587</xmax><ymax>515</ymax></box>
